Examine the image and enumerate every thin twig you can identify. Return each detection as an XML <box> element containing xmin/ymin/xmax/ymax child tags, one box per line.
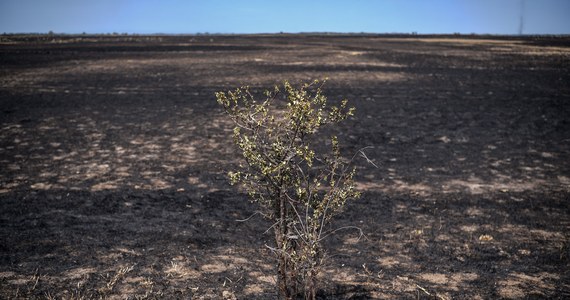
<box><xmin>235</xmin><ymin>211</ymin><xmax>264</xmax><ymax>222</ymax></box>
<box><xmin>416</xmin><ymin>284</ymin><xmax>432</xmax><ymax>297</ymax></box>
<box><xmin>263</xmin><ymin>220</ymin><xmax>280</xmax><ymax>235</ymax></box>
<box><xmin>359</xmin><ymin>147</ymin><xmax>378</xmax><ymax>168</ymax></box>
<box><xmin>319</xmin><ymin>226</ymin><xmax>366</xmax><ymax>242</ymax></box>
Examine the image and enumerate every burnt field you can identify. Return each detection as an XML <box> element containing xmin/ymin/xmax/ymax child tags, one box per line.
<box><xmin>1</xmin><ymin>34</ymin><xmax>569</xmax><ymax>299</ymax></box>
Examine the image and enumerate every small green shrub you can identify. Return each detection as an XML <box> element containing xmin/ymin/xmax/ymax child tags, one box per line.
<box><xmin>216</xmin><ymin>80</ymin><xmax>361</xmax><ymax>299</ymax></box>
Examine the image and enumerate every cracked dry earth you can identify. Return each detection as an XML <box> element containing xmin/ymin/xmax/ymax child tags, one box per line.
<box><xmin>1</xmin><ymin>34</ymin><xmax>569</xmax><ymax>299</ymax></box>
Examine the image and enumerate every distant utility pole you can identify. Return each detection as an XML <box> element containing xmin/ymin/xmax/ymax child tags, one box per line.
<box><xmin>518</xmin><ymin>0</ymin><xmax>525</xmax><ymax>35</ymax></box>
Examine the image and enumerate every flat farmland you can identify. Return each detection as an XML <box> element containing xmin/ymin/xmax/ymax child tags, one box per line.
<box><xmin>1</xmin><ymin>34</ymin><xmax>569</xmax><ymax>299</ymax></box>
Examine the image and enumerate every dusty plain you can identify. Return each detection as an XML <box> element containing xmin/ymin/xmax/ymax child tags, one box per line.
<box><xmin>1</xmin><ymin>34</ymin><xmax>570</xmax><ymax>299</ymax></box>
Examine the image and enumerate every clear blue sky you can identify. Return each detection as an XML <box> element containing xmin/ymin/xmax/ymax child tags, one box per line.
<box><xmin>1</xmin><ymin>0</ymin><xmax>569</xmax><ymax>35</ymax></box>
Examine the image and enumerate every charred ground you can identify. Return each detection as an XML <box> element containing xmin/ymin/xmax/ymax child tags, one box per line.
<box><xmin>1</xmin><ymin>34</ymin><xmax>569</xmax><ymax>299</ymax></box>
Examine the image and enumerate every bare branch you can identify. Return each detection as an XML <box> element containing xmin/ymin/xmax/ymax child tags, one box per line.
<box><xmin>358</xmin><ymin>147</ymin><xmax>379</xmax><ymax>168</ymax></box>
<box><xmin>319</xmin><ymin>226</ymin><xmax>366</xmax><ymax>242</ymax></box>
<box><xmin>235</xmin><ymin>211</ymin><xmax>266</xmax><ymax>222</ymax></box>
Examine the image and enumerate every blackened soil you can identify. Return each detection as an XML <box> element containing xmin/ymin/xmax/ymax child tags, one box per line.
<box><xmin>1</xmin><ymin>34</ymin><xmax>569</xmax><ymax>299</ymax></box>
